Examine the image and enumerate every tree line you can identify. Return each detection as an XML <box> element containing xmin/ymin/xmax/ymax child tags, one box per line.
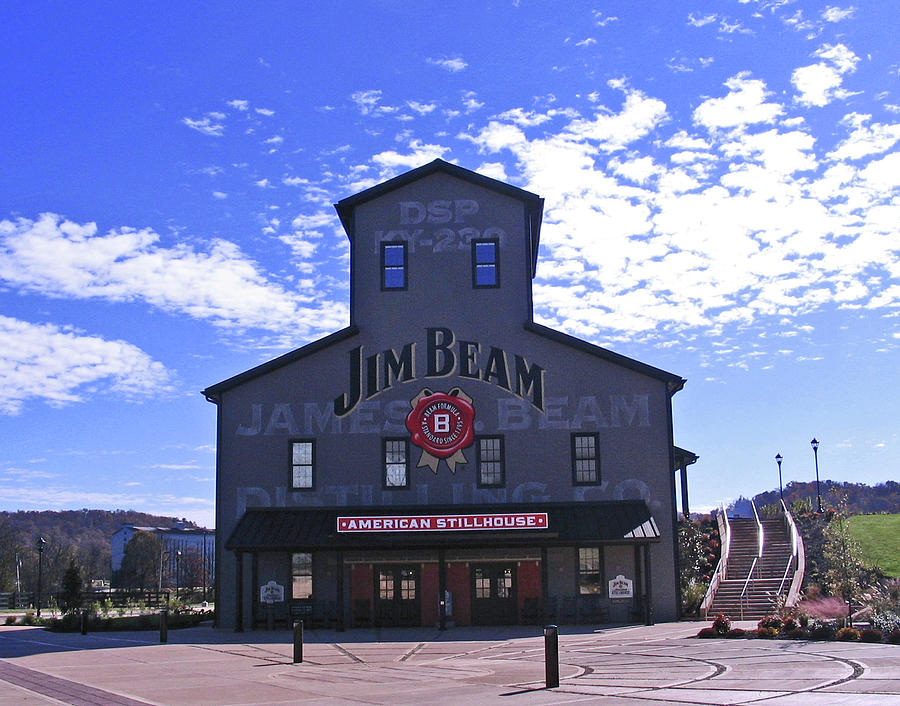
<box><xmin>0</xmin><ymin>509</ymin><xmax>204</xmax><ymax>597</ymax></box>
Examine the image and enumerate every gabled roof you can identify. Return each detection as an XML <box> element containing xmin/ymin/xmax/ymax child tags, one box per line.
<box><xmin>202</xmin><ymin>325</ymin><xmax>359</xmax><ymax>403</ymax></box>
<box><xmin>525</xmin><ymin>322</ymin><xmax>686</xmax><ymax>393</ymax></box>
<box><xmin>334</xmin><ymin>159</ymin><xmax>545</xmax><ymax>276</ymax></box>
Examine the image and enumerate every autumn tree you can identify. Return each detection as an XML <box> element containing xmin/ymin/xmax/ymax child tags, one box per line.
<box><xmin>118</xmin><ymin>531</ymin><xmax>166</xmax><ymax>590</ymax></box>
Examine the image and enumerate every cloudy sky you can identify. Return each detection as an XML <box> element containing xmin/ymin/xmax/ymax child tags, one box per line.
<box><xmin>2</xmin><ymin>1</ymin><xmax>897</xmax><ymax>528</ymax></box>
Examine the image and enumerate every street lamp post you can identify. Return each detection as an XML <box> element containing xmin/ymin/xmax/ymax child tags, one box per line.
<box><xmin>175</xmin><ymin>550</ymin><xmax>182</xmax><ymax>600</ymax></box>
<box><xmin>36</xmin><ymin>537</ymin><xmax>46</xmax><ymax>618</ymax></box>
<box><xmin>775</xmin><ymin>453</ymin><xmax>783</xmax><ymax>502</ymax></box>
<box><xmin>811</xmin><ymin>438</ymin><xmax>822</xmax><ymax>512</ymax></box>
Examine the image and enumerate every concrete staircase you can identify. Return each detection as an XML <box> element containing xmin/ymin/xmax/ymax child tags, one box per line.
<box><xmin>704</xmin><ymin>516</ymin><xmax>796</xmax><ymax>620</ymax></box>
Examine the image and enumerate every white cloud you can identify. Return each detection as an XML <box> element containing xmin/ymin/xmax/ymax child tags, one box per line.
<box><xmin>792</xmin><ymin>43</ymin><xmax>859</xmax><ymax>107</ymax></box>
<box><xmin>823</xmin><ymin>6</ymin><xmax>856</xmax><ymax>22</ymax></box>
<box><xmin>462</xmin><ymin>91</ymin><xmax>484</xmax><ymax>113</ymax></box>
<box><xmin>227</xmin><ymin>99</ymin><xmax>250</xmax><ymax>111</ymax></box>
<box><xmin>407</xmin><ymin>101</ymin><xmax>437</xmax><ymax>116</ymax></box>
<box><xmin>371</xmin><ymin>139</ymin><xmax>448</xmax><ymax>171</ymax></box>
<box><xmin>255</xmin><ymin>107</ymin><xmax>275</xmax><ymax>116</ymax></box>
<box><xmin>212</xmin><ymin>191</ymin><xmax>227</xmax><ymax>199</ymax></box>
<box><xmin>693</xmin><ymin>74</ymin><xmax>783</xmax><ymax>130</ymax></box>
<box><xmin>592</xmin><ymin>11</ymin><xmax>618</xmax><ymax>26</ymax></box>
<box><xmin>0</xmin><ymin>213</ymin><xmax>348</xmax><ymax>335</ymax></box>
<box><xmin>427</xmin><ymin>56</ymin><xmax>467</xmax><ymax>73</ymax></box>
<box><xmin>0</xmin><ymin>315</ymin><xmax>171</xmax><ymax>414</ymax></box>
<box><xmin>688</xmin><ymin>13</ymin><xmax>718</xmax><ymax>27</ymax></box>
<box><xmin>351</xmin><ymin>89</ymin><xmax>384</xmax><ymax>115</ymax></box>
<box><xmin>452</xmin><ymin>77</ymin><xmax>900</xmax><ymax>352</ymax></box>
<box><xmin>828</xmin><ymin>113</ymin><xmax>900</xmax><ymax>161</ymax></box>
<box><xmin>182</xmin><ymin>114</ymin><xmax>225</xmax><ymax>137</ymax></box>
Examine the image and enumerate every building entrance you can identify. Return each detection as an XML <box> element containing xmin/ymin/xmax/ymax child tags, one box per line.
<box><xmin>374</xmin><ymin>565</ymin><xmax>420</xmax><ymax>626</ymax></box>
<box><xmin>471</xmin><ymin>563</ymin><xmax>517</xmax><ymax>625</ymax></box>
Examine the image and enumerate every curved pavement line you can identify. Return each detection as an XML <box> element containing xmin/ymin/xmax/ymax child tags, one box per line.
<box><xmin>548</xmin><ymin>643</ymin><xmax>868</xmax><ymax>701</ymax></box>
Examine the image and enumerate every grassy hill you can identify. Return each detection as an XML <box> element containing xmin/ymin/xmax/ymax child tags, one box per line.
<box><xmin>847</xmin><ymin>513</ymin><xmax>900</xmax><ymax>578</ymax></box>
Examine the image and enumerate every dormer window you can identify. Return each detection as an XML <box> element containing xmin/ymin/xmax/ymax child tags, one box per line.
<box><xmin>381</xmin><ymin>242</ymin><xmax>407</xmax><ymax>290</ymax></box>
<box><xmin>472</xmin><ymin>239</ymin><xmax>499</xmax><ymax>288</ymax></box>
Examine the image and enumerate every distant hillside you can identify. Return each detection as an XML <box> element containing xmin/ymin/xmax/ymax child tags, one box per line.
<box><xmin>0</xmin><ymin>509</ymin><xmax>204</xmax><ymax>594</ymax></box>
<box><xmin>729</xmin><ymin>480</ymin><xmax>900</xmax><ymax>516</ymax></box>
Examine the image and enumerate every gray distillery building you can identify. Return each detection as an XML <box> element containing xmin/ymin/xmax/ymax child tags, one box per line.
<box><xmin>204</xmin><ymin>160</ymin><xmax>693</xmax><ymax>631</ymax></box>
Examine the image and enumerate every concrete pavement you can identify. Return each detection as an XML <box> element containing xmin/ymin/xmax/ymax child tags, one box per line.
<box><xmin>0</xmin><ymin>621</ymin><xmax>898</xmax><ymax>704</ymax></box>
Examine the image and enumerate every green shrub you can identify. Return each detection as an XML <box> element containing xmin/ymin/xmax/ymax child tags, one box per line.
<box><xmin>809</xmin><ymin>621</ymin><xmax>838</xmax><ymax>640</ymax></box>
<box><xmin>755</xmin><ymin>627</ymin><xmax>777</xmax><ymax>639</ymax></box>
<box><xmin>887</xmin><ymin>630</ymin><xmax>900</xmax><ymax>645</ymax></box>
<box><xmin>4</xmin><ymin>615</ymin><xmax>15</xmax><ymax>625</ymax></box>
<box><xmin>758</xmin><ymin>615</ymin><xmax>782</xmax><ymax>631</ymax></box>
<box><xmin>697</xmin><ymin>627</ymin><xmax>718</xmax><ymax>638</ymax></box>
<box><xmin>786</xmin><ymin>628</ymin><xmax>809</xmax><ymax>639</ymax></box>
<box><xmin>45</xmin><ymin>609</ymin><xmax>213</xmax><ymax>633</ymax></box>
<box><xmin>711</xmin><ymin>613</ymin><xmax>731</xmax><ymax>635</ymax></box>
<box><xmin>726</xmin><ymin>628</ymin><xmax>746</xmax><ymax>638</ymax></box>
<box><xmin>836</xmin><ymin>627</ymin><xmax>860</xmax><ymax>641</ymax></box>
<box><xmin>860</xmin><ymin>629</ymin><xmax>883</xmax><ymax>643</ymax></box>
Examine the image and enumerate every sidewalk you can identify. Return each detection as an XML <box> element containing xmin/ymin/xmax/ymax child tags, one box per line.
<box><xmin>1</xmin><ymin>621</ymin><xmax>898</xmax><ymax>704</ymax></box>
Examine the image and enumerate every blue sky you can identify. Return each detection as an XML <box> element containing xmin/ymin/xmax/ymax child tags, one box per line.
<box><xmin>1</xmin><ymin>1</ymin><xmax>897</xmax><ymax>529</ymax></box>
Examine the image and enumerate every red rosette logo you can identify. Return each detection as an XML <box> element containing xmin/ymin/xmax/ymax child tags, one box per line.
<box><xmin>406</xmin><ymin>388</ymin><xmax>475</xmax><ymax>473</ymax></box>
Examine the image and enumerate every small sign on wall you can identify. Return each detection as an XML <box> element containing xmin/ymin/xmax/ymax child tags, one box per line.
<box><xmin>608</xmin><ymin>574</ymin><xmax>634</xmax><ymax>599</ymax></box>
<box><xmin>259</xmin><ymin>580</ymin><xmax>285</xmax><ymax>604</ymax></box>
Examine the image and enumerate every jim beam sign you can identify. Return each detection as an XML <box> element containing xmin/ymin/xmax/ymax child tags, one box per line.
<box><xmin>608</xmin><ymin>574</ymin><xmax>634</xmax><ymax>599</ymax></box>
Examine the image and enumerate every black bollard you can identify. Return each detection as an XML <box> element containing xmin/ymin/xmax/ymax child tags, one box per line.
<box><xmin>544</xmin><ymin>624</ymin><xmax>559</xmax><ymax>688</ymax></box>
<box><xmin>293</xmin><ymin>619</ymin><xmax>304</xmax><ymax>664</ymax></box>
<box><xmin>159</xmin><ymin>609</ymin><xmax>168</xmax><ymax>644</ymax></box>
<box><xmin>81</xmin><ymin>609</ymin><xmax>88</xmax><ymax>635</ymax></box>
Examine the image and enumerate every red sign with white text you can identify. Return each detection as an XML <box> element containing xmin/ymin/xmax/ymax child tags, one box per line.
<box><xmin>337</xmin><ymin>512</ymin><xmax>548</xmax><ymax>533</ymax></box>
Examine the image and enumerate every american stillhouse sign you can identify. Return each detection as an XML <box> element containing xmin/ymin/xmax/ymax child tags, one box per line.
<box><xmin>337</xmin><ymin>512</ymin><xmax>549</xmax><ymax>532</ymax></box>
<box><xmin>205</xmin><ymin>160</ymin><xmax>692</xmax><ymax>631</ymax></box>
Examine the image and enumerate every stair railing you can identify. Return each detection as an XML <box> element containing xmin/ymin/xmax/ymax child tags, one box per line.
<box><xmin>700</xmin><ymin>503</ymin><xmax>730</xmax><ymax>619</ymax></box>
<box><xmin>740</xmin><ymin>557</ymin><xmax>758</xmax><ymax>620</ymax></box>
<box><xmin>739</xmin><ymin>500</ymin><xmax>764</xmax><ymax>620</ymax></box>
<box><xmin>780</xmin><ymin>499</ymin><xmax>806</xmax><ymax>607</ymax></box>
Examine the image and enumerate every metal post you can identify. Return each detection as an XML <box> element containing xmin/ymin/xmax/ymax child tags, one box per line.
<box><xmin>36</xmin><ymin>537</ymin><xmax>46</xmax><ymax>618</ymax></box>
<box><xmin>544</xmin><ymin>624</ymin><xmax>559</xmax><ymax>688</ymax></box>
<box><xmin>160</xmin><ymin>609</ymin><xmax>168</xmax><ymax>643</ymax></box>
<box><xmin>811</xmin><ymin>439</ymin><xmax>822</xmax><ymax>512</ymax></box>
<box><xmin>293</xmin><ymin>619</ymin><xmax>304</xmax><ymax>664</ymax></box>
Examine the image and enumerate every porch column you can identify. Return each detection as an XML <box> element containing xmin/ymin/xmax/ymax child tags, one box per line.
<box><xmin>680</xmin><ymin>464</ymin><xmax>690</xmax><ymax>519</ymax></box>
<box><xmin>643</xmin><ymin>544</ymin><xmax>653</xmax><ymax>626</ymax></box>
<box><xmin>438</xmin><ymin>549</ymin><xmax>447</xmax><ymax>631</ymax></box>
<box><xmin>540</xmin><ymin>547</ymin><xmax>549</xmax><ymax>621</ymax></box>
<box><xmin>336</xmin><ymin>551</ymin><xmax>345</xmax><ymax>631</ymax></box>
<box><xmin>234</xmin><ymin>551</ymin><xmax>244</xmax><ymax>633</ymax></box>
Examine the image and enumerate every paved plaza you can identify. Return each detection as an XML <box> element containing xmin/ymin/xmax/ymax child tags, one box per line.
<box><xmin>1</xmin><ymin>621</ymin><xmax>898</xmax><ymax>704</ymax></box>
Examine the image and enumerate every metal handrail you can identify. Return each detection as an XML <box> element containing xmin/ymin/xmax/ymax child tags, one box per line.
<box><xmin>700</xmin><ymin>503</ymin><xmax>731</xmax><ymax>618</ymax></box>
<box><xmin>751</xmin><ymin>499</ymin><xmax>764</xmax><ymax>559</ymax></box>
<box><xmin>740</xmin><ymin>556</ymin><xmax>758</xmax><ymax>621</ymax></box>
<box><xmin>780</xmin><ymin>500</ymin><xmax>806</xmax><ymax>607</ymax></box>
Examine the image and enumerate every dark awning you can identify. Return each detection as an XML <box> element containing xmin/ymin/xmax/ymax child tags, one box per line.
<box><xmin>225</xmin><ymin>500</ymin><xmax>660</xmax><ymax>552</ymax></box>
